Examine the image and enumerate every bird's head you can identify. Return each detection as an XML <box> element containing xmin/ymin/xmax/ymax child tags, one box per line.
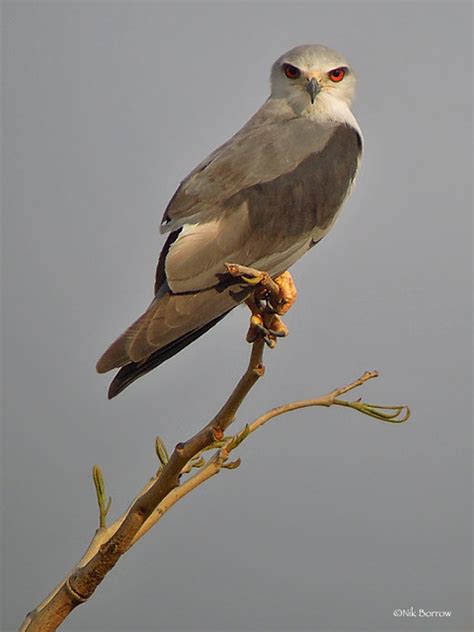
<box><xmin>270</xmin><ymin>44</ymin><xmax>356</xmax><ymax>118</ymax></box>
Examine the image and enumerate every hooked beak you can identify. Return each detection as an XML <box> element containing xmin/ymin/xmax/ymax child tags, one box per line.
<box><xmin>306</xmin><ymin>78</ymin><xmax>320</xmax><ymax>104</ymax></box>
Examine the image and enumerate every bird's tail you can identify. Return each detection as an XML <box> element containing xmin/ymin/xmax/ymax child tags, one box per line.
<box><xmin>96</xmin><ymin>281</ymin><xmax>250</xmax><ymax>398</ymax></box>
<box><xmin>105</xmin><ymin>312</ymin><xmax>229</xmax><ymax>399</ymax></box>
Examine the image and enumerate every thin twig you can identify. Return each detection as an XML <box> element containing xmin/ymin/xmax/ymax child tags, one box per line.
<box><xmin>114</xmin><ymin>371</ymin><xmax>409</xmax><ymax>549</ymax></box>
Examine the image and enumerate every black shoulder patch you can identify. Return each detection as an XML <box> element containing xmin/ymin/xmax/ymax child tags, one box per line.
<box><xmin>154</xmin><ymin>228</ymin><xmax>182</xmax><ymax>295</ymax></box>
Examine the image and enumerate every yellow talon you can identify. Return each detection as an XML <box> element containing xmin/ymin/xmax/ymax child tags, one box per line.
<box><xmin>242</xmin><ymin>268</ymin><xmax>296</xmax><ymax>348</ymax></box>
<box><xmin>241</xmin><ymin>274</ymin><xmax>263</xmax><ymax>285</ymax></box>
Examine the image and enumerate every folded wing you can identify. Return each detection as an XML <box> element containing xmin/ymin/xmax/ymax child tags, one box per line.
<box><xmin>97</xmin><ymin>105</ymin><xmax>361</xmax><ymax>396</ymax></box>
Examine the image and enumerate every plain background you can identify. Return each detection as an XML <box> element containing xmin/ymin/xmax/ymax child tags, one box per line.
<box><xmin>1</xmin><ymin>1</ymin><xmax>472</xmax><ymax>631</ymax></box>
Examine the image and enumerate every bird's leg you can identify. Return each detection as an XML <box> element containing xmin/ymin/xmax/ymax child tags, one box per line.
<box><xmin>225</xmin><ymin>263</ymin><xmax>298</xmax><ymax>347</ymax></box>
<box><xmin>254</xmin><ymin>271</ymin><xmax>297</xmax><ymax>343</ymax></box>
<box><xmin>244</xmin><ymin>295</ymin><xmax>285</xmax><ymax>348</ymax></box>
<box><xmin>226</xmin><ymin>266</ymin><xmax>297</xmax><ymax>348</ymax></box>
<box><xmin>245</xmin><ymin>294</ymin><xmax>269</xmax><ymax>344</ymax></box>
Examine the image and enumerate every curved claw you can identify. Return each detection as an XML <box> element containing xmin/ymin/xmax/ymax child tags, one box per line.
<box><xmin>241</xmin><ymin>274</ymin><xmax>264</xmax><ymax>286</ymax></box>
<box><xmin>265</xmin><ymin>314</ymin><xmax>288</xmax><ymax>338</ymax></box>
<box><xmin>263</xmin><ymin>336</ymin><xmax>277</xmax><ymax>349</ymax></box>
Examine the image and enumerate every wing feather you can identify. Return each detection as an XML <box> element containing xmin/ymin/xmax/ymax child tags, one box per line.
<box><xmin>163</xmin><ymin>124</ymin><xmax>361</xmax><ymax>294</ymax></box>
<box><xmin>161</xmin><ymin>100</ymin><xmax>334</xmax><ymax>231</ymax></box>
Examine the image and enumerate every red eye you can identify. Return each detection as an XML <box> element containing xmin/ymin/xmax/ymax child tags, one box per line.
<box><xmin>329</xmin><ymin>67</ymin><xmax>346</xmax><ymax>82</ymax></box>
<box><xmin>282</xmin><ymin>63</ymin><xmax>301</xmax><ymax>80</ymax></box>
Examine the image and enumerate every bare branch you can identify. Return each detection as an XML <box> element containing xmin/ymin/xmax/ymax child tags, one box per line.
<box><xmin>19</xmin><ymin>338</ymin><xmax>265</xmax><ymax>632</ymax></box>
<box><xmin>19</xmin><ymin>278</ymin><xmax>409</xmax><ymax>632</ymax></box>
<box><xmin>130</xmin><ymin>371</ymin><xmax>410</xmax><ymax>544</ymax></box>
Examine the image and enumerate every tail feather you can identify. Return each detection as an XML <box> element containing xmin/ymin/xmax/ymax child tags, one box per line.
<box><xmin>96</xmin><ymin>303</ymin><xmax>158</xmax><ymax>373</ymax></box>
<box><xmin>96</xmin><ymin>278</ymin><xmax>252</xmax><ymax>397</ymax></box>
<box><xmin>96</xmin><ymin>287</ymin><xmax>228</xmax><ymax>374</ymax></box>
<box><xmin>107</xmin><ymin>311</ymin><xmax>230</xmax><ymax>399</ymax></box>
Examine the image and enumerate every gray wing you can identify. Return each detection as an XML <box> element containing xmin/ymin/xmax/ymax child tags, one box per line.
<box><xmin>163</xmin><ymin>122</ymin><xmax>362</xmax><ymax>293</ymax></box>
<box><xmin>161</xmin><ymin>99</ymin><xmax>335</xmax><ymax>232</ymax></box>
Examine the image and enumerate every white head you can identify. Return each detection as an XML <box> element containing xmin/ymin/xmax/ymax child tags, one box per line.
<box><xmin>270</xmin><ymin>44</ymin><xmax>357</xmax><ymax>121</ymax></box>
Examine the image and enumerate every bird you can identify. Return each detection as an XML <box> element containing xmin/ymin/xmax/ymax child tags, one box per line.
<box><xmin>97</xmin><ymin>44</ymin><xmax>363</xmax><ymax>399</ymax></box>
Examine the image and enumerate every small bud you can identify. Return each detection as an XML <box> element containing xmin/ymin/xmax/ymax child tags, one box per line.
<box><xmin>155</xmin><ymin>436</ymin><xmax>169</xmax><ymax>465</ymax></box>
<box><xmin>92</xmin><ymin>465</ymin><xmax>106</xmax><ymax>502</ymax></box>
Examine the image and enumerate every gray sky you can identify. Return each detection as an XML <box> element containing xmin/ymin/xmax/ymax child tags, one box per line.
<box><xmin>2</xmin><ymin>2</ymin><xmax>472</xmax><ymax>631</ymax></box>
